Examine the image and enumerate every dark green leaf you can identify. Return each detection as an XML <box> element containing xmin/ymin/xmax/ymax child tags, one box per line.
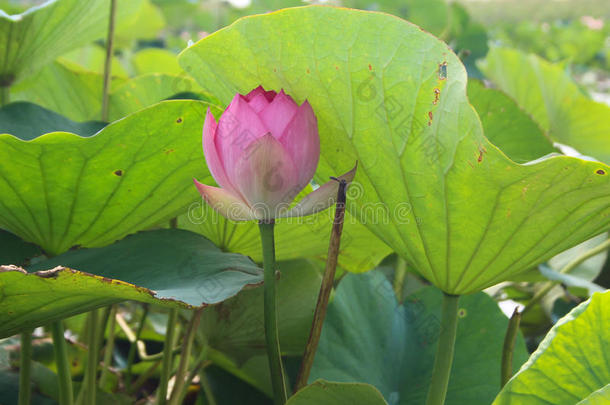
<box><xmin>0</xmin><ymin>229</ymin><xmax>262</xmax><ymax>338</ymax></box>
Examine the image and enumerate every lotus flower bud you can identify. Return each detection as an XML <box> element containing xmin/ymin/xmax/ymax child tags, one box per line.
<box><xmin>194</xmin><ymin>86</ymin><xmax>356</xmax><ymax>220</ymax></box>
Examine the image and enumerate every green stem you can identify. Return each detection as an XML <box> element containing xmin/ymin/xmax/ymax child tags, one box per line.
<box><xmin>199</xmin><ymin>368</ymin><xmax>217</xmax><ymax>405</ymax></box>
<box><xmin>501</xmin><ymin>307</ymin><xmax>522</xmax><ymax>387</ymax></box>
<box><xmin>125</xmin><ymin>305</ymin><xmax>149</xmax><ymax>387</ymax></box>
<box><xmin>522</xmin><ymin>238</ymin><xmax>610</xmax><ymax>315</ymax></box>
<box><xmin>295</xmin><ymin>179</ymin><xmax>348</xmax><ymax>392</ymax></box>
<box><xmin>85</xmin><ymin>310</ymin><xmax>101</xmax><ymax>405</ymax></box>
<box><xmin>168</xmin><ymin>308</ymin><xmax>203</xmax><ymax>405</ymax></box>
<box><xmin>18</xmin><ymin>331</ymin><xmax>33</xmax><ymax>405</ymax></box>
<box><xmin>259</xmin><ymin>220</ymin><xmax>287</xmax><ymax>405</ymax></box>
<box><xmin>51</xmin><ymin>322</ymin><xmax>74</xmax><ymax>405</ymax></box>
<box><xmin>393</xmin><ymin>257</ymin><xmax>408</xmax><ymax>301</ymax></box>
<box><xmin>101</xmin><ymin>0</ymin><xmax>117</xmax><ymax>121</ymax></box>
<box><xmin>0</xmin><ymin>85</ymin><xmax>9</xmax><ymax>106</ymax></box>
<box><xmin>425</xmin><ymin>293</ymin><xmax>460</xmax><ymax>405</ymax></box>
<box><xmin>156</xmin><ymin>308</ymin><xmax>178</xmax><ymax>405</ymax></box>
<box><xmin>98</xmin><ymin>305</ymin><xmax>117</xmax><ymax>389</ymax></box>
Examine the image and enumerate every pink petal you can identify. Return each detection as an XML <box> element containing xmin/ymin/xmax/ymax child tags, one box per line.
<box><xmin>216</xmin><ymin>94</ymin><xmax>269</xmax><ymax>183</ymax></box>
<box><xmin>244</xmin><ymin>85</ymin><xmax>277</xmax><ymax>102</ymax></box>
<box><xmin>193</xmin><ymin>179</ymin><xmax>256</xmax><ymax>221</ymax></box>
<box><xmin>202</xmin><ymin>108</ymin><xmax>238</xmax><ymax>194</ymax></box>
<box><xmin>232</xmin><ymin>133</ymin><xmax>299</xmax><ymax>219</ymax></box>
<box><xmin>278</xmin><ymin>100</ymin><xmax>320</xmax><ymax>189</ymax></box>
<box><xmin>259</xmin><ymin>89</ymin><xmax>299</xmax><ymax>139</ymax></box>
<box><xmin>278</xmin><ymin>163</ymin><xmax>357</xmax><ymax>218</ymax></box>
<box><xmin>245</xmin><ymin>92</ymin><xmax>270</xmax><ymax>113</ymax></box>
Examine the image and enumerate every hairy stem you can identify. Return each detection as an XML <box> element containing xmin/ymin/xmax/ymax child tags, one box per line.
<box><xmin>259</xmin><ymin>220</ymin><xmax>288</xmax><ymax>405</ymax></box>
<box><xmin>425</xmin><ymin>293</ymin><xmax>460</xmax><ymax>405</ymax></box>
<box><xmin>51</xmin><ymin>322</ymin><xmax>74</xmax><ymax>405</ymax></box>
<box><xmin>18</xmin><ymin>331</ymin><xmax>33</xmax><ymax>405</ymax></box>
<box><xmin>295</xmin><ymin>179</ymin><xmax>348</xmax><ymax>391</ymax></box>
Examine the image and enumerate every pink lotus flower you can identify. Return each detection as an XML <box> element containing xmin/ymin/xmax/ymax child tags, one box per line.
<box><xmin>194</xmin><ymin>86</ymin><xmax>356</xmax><ymax>220</ymax></box>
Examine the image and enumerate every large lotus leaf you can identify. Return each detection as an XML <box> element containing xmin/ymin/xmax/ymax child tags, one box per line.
<box><xmin>479</xmin><ymin>47</ymin><xmax>610</xmax><ymax>164</ymax></box>
<box><xmin>467</xmin><ymin>80</ymin><xmax>555</xmax><ymax>163</ymax></box>
<box><xmin>287</xmin><ymin>381</ymin><xmax>388</xmax><ymax>405</ymax></box>
<box><xmin>179</xmin><ymin>198</ymin><xmax>391</xmax><ymax>273</ymax></box>
<box><xmin>179</xmin><ymin>6</ymin><xmax>610</xmax><ymax>294</ymax></box>
<box><xmin>0</xmin><ymin>101</ymin><xmax>104</xmax><ymax>140</ymax></box>
<box><xmin>577</xmin><ymin>385</ymin><xmax>610</xmax><ymax>405</ymax></box>
<box><xmin>0</xmin><ymin>100</ymin><xmax>213</xmax><ymax>255</ymax></box>
<box><xmin>11</xmin><ymin>61</ymin><xmax>207</xmax><ymax>122</ymax></box>
<box><xmin>0</xmin><ymin>229</ymin><xmax>262</xmax><ymax>338</ymax></box>
<box><xmin>310</xmin><ymin>270</ymin><xmax>529</xmax><ymax>405</ymax></box>
<box><xmin>494</xmin><ymin>291</ymin><xmax>610</xmax><ymax>404</ymax></box>
<box><xmin>0</xmin><ymin>0</ymin><xmax>142</xmax><ymax>84</ymax></box>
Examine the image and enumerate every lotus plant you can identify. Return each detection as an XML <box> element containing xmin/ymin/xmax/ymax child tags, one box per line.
<box><xmin>194</xmin><ymin>86</ymin><xmax>356</xmax><ymax>404</ymax></box>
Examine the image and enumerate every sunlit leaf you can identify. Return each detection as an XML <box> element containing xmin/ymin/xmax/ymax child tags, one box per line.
<box><xmin>479</xmin><ymin>47</ymin><xmax>610</xmax><ymax>164</ymax></box>
<box><xmin>179</xmin><ymin>6</ymin><xmax>610</xmax><ymax>294</ymax></box>
<box><xmin>0</xmin><ymin>100</ymin><xmax>213</xmax><ymax>255</ymax></box>
<box><xmin>494</xmin><ymin>291</ymin><xmax>610</xmax><ymax>404</ymax></box>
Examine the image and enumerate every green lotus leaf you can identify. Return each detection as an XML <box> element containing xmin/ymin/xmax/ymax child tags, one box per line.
<box><xmin>0</xmin><ymin>100</ymin><xmax>214</xmax><ymax>255</ymax></box>
<box><xmin>494</xmin><ymin>291</ymin><xmax>610</xmax><ymax>405</ymax></box>
<box><xmin>0</xmin><ymin>229</ymin><xmax>262</xmax><ymax>338</ymax></box>
<box><xmin>179</xmin><ymin>6</ymin><xmax>610</xmax><ymax>294</ymax></box>
<box><xmin>479</xmin><ymin>47</ymin><xmax>610</xmax><ymax>164</ymax></box>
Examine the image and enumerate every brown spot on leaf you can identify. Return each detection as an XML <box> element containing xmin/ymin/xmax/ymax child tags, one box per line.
<box><xmin>428</xmin><ymin>111</ymin><xmax>433</xmax><ymax>126</ymax></box>
<box><xmin>368</xmin><ymin>64</ymin><xmax>372</xmax><ymax>71</ymax></box>
<box><xmin>477</xmin><ymin>150</ymin><xmax>483</xmax><ymax>163</ymax></box>
<box><xmin>176</xmin><ymin>117</ymin><xmax>182</xmax><ymax>123</ymax></box>
<box><xmin>596</xmin><ymin>169</ymin><xmax>606</xmax><ymax>175</ymax></box>
<box><xmin>114</xmin><ymin>169</ymin><xmax>123</xmax><ymax>176</ymax></box>
<box><xmin>306</xmin><ymin>68</ymin><xmax>310</xmax><ymax>73</ymax></box>
<box><xmin>165</xmin><ymin>149</ymin><xmax>175</xmax><ymax>155</ymax></box>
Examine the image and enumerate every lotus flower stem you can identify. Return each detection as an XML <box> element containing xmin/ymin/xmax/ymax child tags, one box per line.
<box><xmin>425</xmin><ymin>293</ymin><xmax>460</xmax><ymax>405</ymax></box>
<box><xmin>101</xmin><ymin>0</ymin><xmax>117</xmax><ymax>122</ymax></box>
<box><xmin>259</xmin><ymin>220</ymin><xmax>288</xmax><ymax>405</ymax></box>
<box><xmin>294</xmin><ymin>178</ymin><xmax>348</xmax><ymax>392</ymax></box>
<box><xmin>18</xmin><ymin>330</ymin><xmax>33</xmax><ymax>405</ymax></box>
<box><xmin>156</xmin><ymin>308</ymin><xmax>178</xmax><ymax>405</ymax></box>
<box><xmin>501</xmin><ymin>307</ymin><xmax>522</xmax><ymax>387</ymax></box>
<box><xmin>51</xmin><ymin>322</ymin><xmax>74</xmax><ymax>405</ymax></box>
